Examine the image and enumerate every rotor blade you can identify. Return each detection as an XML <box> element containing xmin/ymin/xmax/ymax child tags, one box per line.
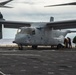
<box><xmin>0</xmin><ymin>0</ymin><xmax>13</xmax><ymax>6</ymax></box>
<box><xmin>0</xmin><ymin>5</ymin><xmax>13</xmax><ymax>8</ymax></box>
<box><xmin>45</xmin><ymin>2</ymin><xmax>76</xmax><ymax>7</ymax></box>
<box><xmin>0</xmin><ymin>20</ymin><xmax>31</xmax><ymax>28</ymax></box>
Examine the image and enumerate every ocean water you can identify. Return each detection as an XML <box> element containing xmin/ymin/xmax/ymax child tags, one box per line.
<box><xmin>0</xmin><ymin>39</ymin><xmax>16</xmax><ymax>45</ymax></box>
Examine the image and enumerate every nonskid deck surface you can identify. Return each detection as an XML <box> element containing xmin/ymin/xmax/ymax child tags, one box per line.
<box><xmin>0</xmin><ymin>48</ymin><xmax>76</xmax><ymax>75</ymax></box>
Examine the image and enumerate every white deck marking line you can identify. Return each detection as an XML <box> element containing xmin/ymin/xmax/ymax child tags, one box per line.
<box><xmin>0</xmin><ymin>50</ymin><xmax>17</xmax><ymax>52</ymax></box>
<box><xmin>63</xmin><ymin>51</ymin><xmax>76</xmax><ymax>52</ymax></box>
<box><xmin>1</xmin><ymin>54</ymin><xmax>41</xmax><ymax>57</ymax></box>
<box><xmin>0</xmin><ymin>50</ymin><xmax>76</xmax><ymax>52</ymax></box>
<box><xmin>0</xmin><ymin>71</ymin><xmax>6</xmax><ymax>75</ymax></box>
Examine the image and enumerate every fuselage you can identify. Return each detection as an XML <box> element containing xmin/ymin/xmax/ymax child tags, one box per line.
<box><xmin>13</xmin><ymin>26</ymin><xmax>71</xmax><ymax>46</ymax></box>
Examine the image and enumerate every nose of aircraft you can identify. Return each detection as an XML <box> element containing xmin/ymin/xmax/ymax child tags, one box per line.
<box><xmin>13</xmin><ymin>34</ymin><xmax>26</xmax><ymax>43</ymax></box>
<box><xmin>13</xmin><ymin>34</ymin><xmax>30</xmax><ymax>44</ymax></box>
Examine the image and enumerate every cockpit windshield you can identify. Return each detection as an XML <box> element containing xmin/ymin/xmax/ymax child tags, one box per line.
<box><xmin>17</xmin><ymin>27</ymin><xmax>35</xmax><ymax>35</ymax></box>
<box><xmin>17</xmin><ymin>28</ymin><xmax>21</xmax><ymax>33</ymax></box>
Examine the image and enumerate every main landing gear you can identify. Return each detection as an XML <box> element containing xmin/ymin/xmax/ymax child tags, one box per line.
<box><xmin>57</xmin><ymin>44</ymin><xmax>64</xmax><ymax>49</ymax></box>
<box><xmin>32</xmin><ymin>45</ymin><xmax>37</xmax><ymax>49</ymax></box>
<box><xmin>18</xmin><ymin>45</ymin><xmax>38</xmax><ymax>50</ymax></box>
<box><xmin>18</xmin><ymin>44</ymin><xmax>23</xmax><ymax>50</ymax></box>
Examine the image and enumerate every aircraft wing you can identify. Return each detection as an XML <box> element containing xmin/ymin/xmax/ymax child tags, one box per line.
<box><xmin>45</xmin><ymin>2</ymin><xmax>76</xmax><ymax>7</ymax></box>
<box><xmin>46</xmin><ymin>20</ymin><xmax>76</xmax><ymax>29</ymax></box>
<box><xmin>0</xmin><ymin>19</ymin><xmax>76</xmax><ymax>29</ymax></box>
<box><xmin>0</xmin><ymin>20</ymin><xmax>31</xmax><ymax>28</ymax></box>
<box><xmin>0</xmin><ymin>0</ymin><xmax>13</xmax><ymax>6</ymax></box>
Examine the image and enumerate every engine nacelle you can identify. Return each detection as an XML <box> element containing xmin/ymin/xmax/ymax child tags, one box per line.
<box><xmin>0</xmin><ymin>12</ymin><xmax>5</xmax><ymax>39</ymax></box>
<box><xmin>50</xmin><ymin>17</ymin><xmax>54</xmax><ymax>22</ymax></box>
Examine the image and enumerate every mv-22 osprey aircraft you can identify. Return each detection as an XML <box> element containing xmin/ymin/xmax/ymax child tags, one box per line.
<box><xmin>0</xmin><ymin>2</ymin><xmax>76</xmax><ymax>50</ymax></box>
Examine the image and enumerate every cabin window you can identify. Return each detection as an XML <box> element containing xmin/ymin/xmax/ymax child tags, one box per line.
<box><xmin>27</xmin><ymin>30</ymin><xmax>31</xmax><ymax>34</ymax></box>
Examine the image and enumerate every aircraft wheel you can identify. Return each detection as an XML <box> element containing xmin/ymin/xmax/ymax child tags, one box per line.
<box><xmin>57</xmin><ymin>44</ymin><xmax>63</xmax><ymax>49</ymax></box>
<box><xmin>32</xmin><ymin>45</ymin><xmax>37</xmax><ymax>49</ymax></box>
<box><xmin>51</xmin><ymin>45</ymin><xmax>54</xmax><ymax>49</ymax></box>
<box><xmin>18</xmin><ymin>44</ymin><xmax>23</xmax><ymax>50</ymax></box>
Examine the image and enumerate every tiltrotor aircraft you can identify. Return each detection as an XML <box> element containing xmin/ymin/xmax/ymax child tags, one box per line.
<box><xmin>0</xmin><ymin>2</ymin><xmax>76</xmax><ymax>50</ymax></box>
<box><xmin>0</xmin><ymin>16</ymin><xmax>76</xmax><ymax>50</ymax></box>
<box><xmin>0</xmin><ymin>0</ymin><xmax>12</xmax><ymax>8</ymax></box>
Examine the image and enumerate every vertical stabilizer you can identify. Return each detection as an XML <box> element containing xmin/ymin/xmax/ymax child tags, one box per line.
<box><xmin>50</xmin><ymin>17</ymin><xmax>54</xmax><ymax>22</ymax></box>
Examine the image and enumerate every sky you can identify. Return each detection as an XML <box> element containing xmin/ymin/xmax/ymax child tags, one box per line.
<box><xmin>0</xmin><ymin>0</ymin><xmax>76</xmax><ymax>39</ymax></box>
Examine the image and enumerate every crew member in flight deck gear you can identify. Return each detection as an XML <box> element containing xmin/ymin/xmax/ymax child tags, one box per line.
<box><xmin>64</xmin><ymin>38</ymin><xmax>68</xmax><ymax>48</ymax></box>
<box><xmin>67</xmin><ymin>37</ymin><xmax>72</xmax><ymax>48</ymax></box>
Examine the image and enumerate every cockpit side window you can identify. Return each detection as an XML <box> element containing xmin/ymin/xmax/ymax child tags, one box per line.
<box><xmin>17</xmin><ymin>28</ymin><xmax>35</xmax><ymax>35</ymax></box>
